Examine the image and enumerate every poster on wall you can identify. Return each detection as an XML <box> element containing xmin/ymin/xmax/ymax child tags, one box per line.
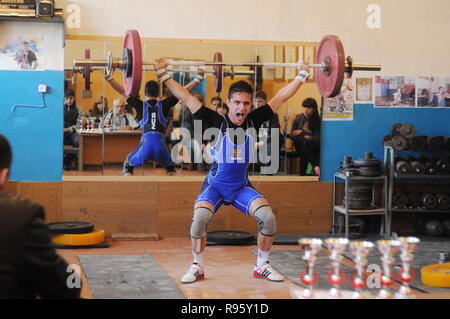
<box><xmin>416</xmin><ymin>76</ymin><xmax>450</xmax><ymax>107</ymax></box>
<box><xmin>354</xmin><ymin>76</ymin><xmax>373</xmax><ymax>104</ymax></box>
<box><xmin>0</xmin><ymin>36</ymin><xmax>45</xmax><ymax>70</ymax></box>
<box><xmin>374</xmin><ymin>76</ymin><xmax>416</xmax><ymax>107</ymax></box>
<box><xmin>323</xmin><ymin>78</ymin><xmax>354</xmax><ymax>121</ymax></box>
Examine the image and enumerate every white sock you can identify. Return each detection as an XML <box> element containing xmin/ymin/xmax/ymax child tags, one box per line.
<box><xmin>192</xmin><ymin>251</ymin><xmax>204</xmax><ymax>267</ymax></box>
<box><xmin>257</xmin><ymin>250</ymin><xmax>270</xmax><ymax>267</ymax></box>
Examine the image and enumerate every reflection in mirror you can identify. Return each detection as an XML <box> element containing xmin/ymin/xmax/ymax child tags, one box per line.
<box><xmin>64</xmin><ymin>37</ymin><xmax>321</xmax><ymax>178</ymax></box>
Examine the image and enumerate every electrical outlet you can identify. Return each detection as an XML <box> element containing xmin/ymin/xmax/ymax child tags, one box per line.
<box><xmin>38</xmin><ymin>84</ymin><xmax>48</xmax><ymax>93</ymax></box>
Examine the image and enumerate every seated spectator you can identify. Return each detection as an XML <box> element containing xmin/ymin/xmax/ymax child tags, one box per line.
<box><xmin>102</xmin><ymin>97</ymin><xmax>139</xmax><ymax>131</ymax></box>
<box><xmin>210</xmin><ymin>96</ymin><xmax>222</xmax><ymax>112</ymax></box>
<box><xmin>87</xmin><ymin>96</ymin><xmax>109</xmax><ymax>127</ymax></box>
<box><xmin>290</xmin><ymin>98</ymin><xmax>321</xmax><ymax>176</ymax></box>
<box><xmin>0</xmin><ymin>134</ymin><xmax>82</xmax><ymax>299</ymax></box>
<box><xmin>63</xmin><ymin>89</ymin><xmax>82</xmax><ymax>147</ymax></box>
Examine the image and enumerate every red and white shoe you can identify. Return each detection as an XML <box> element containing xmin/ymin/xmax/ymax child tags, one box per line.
<box><xmin>253</xmin><ymin>263</ymin><xmax>284</xmax><ymax>282</ymax></box>
<box><xmin>181</xmin><ymin>264</ymin><xmax>205</xmax><ymax>284</ymax></box>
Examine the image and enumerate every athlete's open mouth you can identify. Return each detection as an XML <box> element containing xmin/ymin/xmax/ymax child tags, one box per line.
<box><xmin>236</xmin><ymin>112</ymin><xmax>245</xmax><ymax>119</ymax></box>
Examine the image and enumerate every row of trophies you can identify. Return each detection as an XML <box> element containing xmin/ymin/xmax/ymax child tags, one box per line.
<box><xmin>297</xmin><ymin>236</ymin><xmax>420</xmax><ymax>299</ymax></box>
<box><xmin>77</xmin><ymin>117</ymin><xmax>115</xmax><ymax>132</ymax></box>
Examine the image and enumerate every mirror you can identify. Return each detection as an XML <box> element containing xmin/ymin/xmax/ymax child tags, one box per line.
<box><xmin>63</xmin><ymin>37</ymin><xmax>321</xmax><ymax>178</ymax></box>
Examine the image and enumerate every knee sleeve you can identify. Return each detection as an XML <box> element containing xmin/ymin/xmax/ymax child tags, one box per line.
<box><xmin>190</xmin><ymin>207</ymin><xmax>213</xmax><ymax>239</ymax></box>
<box><xmin>253</xmin><ymin>206</ymin><xmax>276</xmax><ymax>237</ymax></box>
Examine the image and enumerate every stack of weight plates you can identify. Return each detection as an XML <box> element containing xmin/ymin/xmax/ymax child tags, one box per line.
<box><xmin>353</xmin><ymin>152</ymin><xmax>383</xmax><ymax>176</ymax></box>
<box><xmin>48</xmin><ymin>221</ymin><xmax>108</xmax><ymax>249</ymax></box>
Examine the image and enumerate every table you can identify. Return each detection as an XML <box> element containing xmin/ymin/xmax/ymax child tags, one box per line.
<box><xmin>78</xmin><ymin>129</ymin><xmax>142</xmax><ymax>170</ymax></box>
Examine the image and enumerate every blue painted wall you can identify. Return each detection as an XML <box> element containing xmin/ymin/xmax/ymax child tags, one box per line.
<box><xmin>0</xmin><ymin>70</ymin><xmax>64</xmax><ymax>182</ymax></box>
<box><xmin>320</xmin><ymin>105</ymin><xmax>450</xmax><ymax>182</ymax></box>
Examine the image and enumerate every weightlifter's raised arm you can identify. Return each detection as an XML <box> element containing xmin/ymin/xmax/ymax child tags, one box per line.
<box><xmin>267</xmin><ymin>60</ymin><xmax>310</xmax><ymax>113</ymax></box>
<box><xmin>154</xmin><ymin>57</ymin><xmax>203</xmax><ymax>114</ymax></box>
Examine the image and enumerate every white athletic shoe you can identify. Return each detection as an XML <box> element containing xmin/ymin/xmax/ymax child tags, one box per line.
<box><xmin>181</xmin><ymin>264</ymin><xmax>205</xmax><ymax>284</ymax></box>
<box><xmin>253</xmin><ymin>263</ymin><xmax>284</xmax><ymax>282</ymax></box>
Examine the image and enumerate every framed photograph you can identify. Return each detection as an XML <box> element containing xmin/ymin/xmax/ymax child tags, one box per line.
<box><xmin>416</xmin><ymin>76</ymin><xmax>450</xmax><ymax>107</ymax></box>
<box><xmin>274</xmin><ymin>45</ymin><xmax>285</xmax><ymax>81</ymax></box>
<box><xmin>374</xmin><ymin>76</ymin><xmax>416</xmax><ymax>108</ymax></box>
<box><xmin>355</xmin><ymin>77</ymin><xmax>373</xmax><ymax>104</ymax></box>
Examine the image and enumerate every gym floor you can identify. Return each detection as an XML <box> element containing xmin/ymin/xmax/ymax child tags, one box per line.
<box><xmin>57</xmin><ymin>238</ymin><xmax>450</xmax><ymax>299</ymax></box>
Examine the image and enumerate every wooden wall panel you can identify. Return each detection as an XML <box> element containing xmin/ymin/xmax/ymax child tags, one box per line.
<box><xmin>9</xmin><ymin>180</ymin><xmax>333</xmax><ymax>238</ymax></box>
<box><xmin>6</xmin><ymin>181</ymin><xmax>62</xmax><ymax>223</ymax></box>
<box><xmin>62</xmin><ymin>182</ymin><xmax>158</xmax><ymax>237</ymax></box>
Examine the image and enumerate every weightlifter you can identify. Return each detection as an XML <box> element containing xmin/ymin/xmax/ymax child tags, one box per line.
<box><xmin>153</xmin><ymin>57</ymin><xmax>310</xmax><ymax>283</ymax></box>
<box><xmin>105</xmin><ymin>69</ymin><xmax>205</xmax><ymax>176</ymax></box>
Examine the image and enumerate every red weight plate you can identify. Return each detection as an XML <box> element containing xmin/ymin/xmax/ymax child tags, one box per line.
<box><xmin>315</xmin><ymin>35</ymin><xmax>345</xmax><ymax>98</ymax></box>
<box><xmin>123</xmin><ymin>30</ymin><xmax>143</xmax><ymax>97</ymax></box>
<box><xmin>84</xmin><ymin>48</ymin><xmax>91</xmax><ymax>90</ymax></box>
<box><xmin>213</xmin><ymin>52</ymin><xmax>223</xmax><ymax>93</ymax></box>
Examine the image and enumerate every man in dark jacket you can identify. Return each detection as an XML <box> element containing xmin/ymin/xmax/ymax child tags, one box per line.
<box><xmin>63</xmin><ymin>89</ymin><xmax>80</xmax><ymax>147</ymax></box>
<box><xmin>0</xmin><ymin>134</ymin><xmax>81</xmax><ymax>299</ymax></box>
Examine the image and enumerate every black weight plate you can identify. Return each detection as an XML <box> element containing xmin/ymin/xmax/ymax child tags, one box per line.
<box><xmin>207</xmin><ymin>231</ymin><xmax>256</xmax><ymax>245</ymax></box>
<box><xmin>427</xmin><ymin>136</ymin><xmax>445</xmax><ymax>152</ymax></box>
<box><xmin>407</xmin><ymin>193</ymin><xmax>422</xmax><ymax>208</ymax></box>
<box><xmin>393</xmin><ymin>193</ymin><xmax>408</xmax><ymax>208</ymax></box>
<box><xmin>400</xmin><ymin>123</ymin><xmax>416</xmax><ymax>139</ymax></box>
<box><xmin>410</xmin><ymin>161</ymin><xmax>424</xmax><ymax>174</ymax></box>
<box><xmin>48</xmin><ymin>221</ymin><xmax>95</xmax><ymax>235</ymax></box>
<box><xmin>391</xmin><ymin>135</ymin><xmax>407</xmax><ymax>150</ymax></box>
<box><xmin>409</xmin><ymin>136</ymin><xmax>427</xmax><ymax>152</ymax></box>
<box><xmin>382</xmin><ymin>135</ymin><xmax>393</xmax><ymax>146</ymax></box>
<box><xmin>391</xmin><ymin>123</ymin><xmax>403</xmax><ymax>136</ymax></box>
<box><xmin>437</xmin><ymin>194</ymin><xmax>450</xmax><ymax>210</ymax></box>
<box><xmin>353</xmin><ymin>159</ymin><xmax>381</xmax><ymax>167</ymax></box>
<box><xmin>52</xmin><ymin>241</ymin><xmax>110</xmax><ymax>250</ymax></box>
<box><xmin>423</xmin><ymin>193</ymin><xmax>438</xmax><ymax>210</ymax></box>
<box><xmin>395</xmin><ymin>161</ymin><xmax>411</xmax><ymax>175</ymax></box>
<box><xmin>356</xmin><ymin>167</ymin><xmax>382</xmax><ymax>176</ymax></box>
<box><xmin>436</xmin><ymin>159</ymin><xmax>450</xmax><ymax>174</ymax></box>
<box><xmin>424</xmin><ymin>162</ymin><xmax>438</xmax><ymax>175</ymax></box>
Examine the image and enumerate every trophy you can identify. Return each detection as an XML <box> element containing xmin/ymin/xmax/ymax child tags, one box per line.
<box><xmin>396</xmin><ymin>237</ymin><xmax>420</xmax><ymax>297</ymax></box>
<box><xmin>325</xmin><ymin>238</ymin><xmax>349</xmax><ymax>298</ymax></box>
<box><xmin>349</xmin><ymin>240</ymin><xmax>374</xmax><ymax>299</ymax></box>
<box><xmin>376</xmin><ymin>239</ymin><xmax>401</xmax><ymax>299</ymax></box>
<box><xmin>298</xmin><ymin>238</ymin><xmax>323</xmax><ymax>298</ymax></box>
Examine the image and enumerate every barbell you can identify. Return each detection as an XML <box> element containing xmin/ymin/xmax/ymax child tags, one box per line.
<box><xmin>73</xmin><ymin>29</ymin><xmax>381</xmax><ymax>98</ymax></box>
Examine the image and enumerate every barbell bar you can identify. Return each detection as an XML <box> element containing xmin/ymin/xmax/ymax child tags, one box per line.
<box><xmin>73</xmin><ymin>30</ymin><xmax>381</xmax><ymax>97</ymax></box>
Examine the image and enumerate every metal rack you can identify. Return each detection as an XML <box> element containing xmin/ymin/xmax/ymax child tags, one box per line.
<box><xmin>332</xmin><ymin>172</ymin><xmax>388</xmax><ymax>238</ymax></box>
<box><xmin>384</xmin><ymin>145</ymin><xmax>450</xmax><ymax>236</ymax></box>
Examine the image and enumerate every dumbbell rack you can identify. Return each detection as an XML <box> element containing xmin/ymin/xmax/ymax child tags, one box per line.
<box><xmin>384</xmin><ymin>145</ymin><xmax>450</xmax><ymax>236</ymax></box>
<box><xmin>332</xmin><ymin>172</ymin><xmax>388</xmax><ymax>239</ymax></box>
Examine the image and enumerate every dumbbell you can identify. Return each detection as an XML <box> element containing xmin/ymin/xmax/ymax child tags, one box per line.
<box><xmin>393</xmin><ymin>192</ymin><xmax>408</xmax><ymax>209</ymax></box>
<box><xmin>423</xmin><ymin>193</ymin><xmax>438</xmax><ymax>210</ymax></box>
<box><xmin>418</xmin><ymin>156</ymin><xmax>438</xmax><ymax>175</ymax></box>
<box><xmin>418</xmin><ymin>219</ymin><xmax>445</xmax><ymax>237</ymax></box>
<box><xmin>437</xmin><ymin>194</ymin><xmax>450</xmax><ymax>210</ymax></box>
<box><xmin>395</xmin><ymin>160</ymin><xmax>411</xmax><ymax>175</ymax></box>
<box><xmin>436</xmin><ymin>158</ymin><xmax>450</xmax><ymax>175</ymax></box>
<box><xmin>407</xmin><ymin>192</ymin><xmax>422</xmax><ymax>209</ymax></box>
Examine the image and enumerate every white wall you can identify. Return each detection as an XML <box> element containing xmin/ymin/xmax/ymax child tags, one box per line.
<box><xmin>56</xmin><ymin>0</ymin><xmax>450</xmax><ymax>75</ymax></box>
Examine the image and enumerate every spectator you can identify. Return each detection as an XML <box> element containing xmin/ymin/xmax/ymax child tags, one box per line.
<box><xmin>290</xmin><ymin>98</ymin><xmax>321</xmax><ymax>176</ymax></box>
<box><xmin>87</xmin><ymin>96</ymin><xmax>109</xmax><ymax>127</ymax></box>
<box><xmin>102</xmin><ymin>97</ymin><xmax>139</xmax><ymax>131</ymax></box>
<box><xmin>0</xmin><ymin>134</ymin><xmax>81</xmax><ymax>299</ymax></box>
